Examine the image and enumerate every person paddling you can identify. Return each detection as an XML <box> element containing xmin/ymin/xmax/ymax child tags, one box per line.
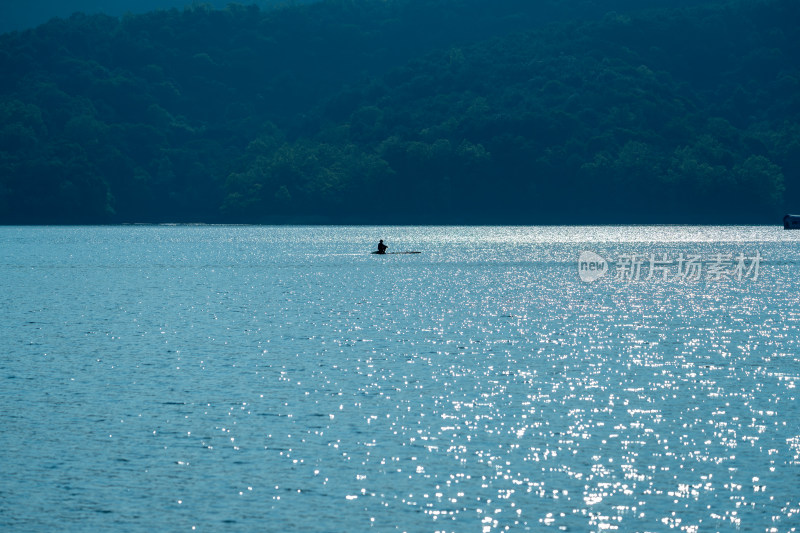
<box><xmin>376</xmin><ymin>239</ymin><xmax>388</xmax><ymax>254</ymax></box>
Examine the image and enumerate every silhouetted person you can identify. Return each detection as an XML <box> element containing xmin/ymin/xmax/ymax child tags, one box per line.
<box><xmin>377</xmin><ymin>239</ymin><xmax>388</xmax><ymax>254</ymax></box>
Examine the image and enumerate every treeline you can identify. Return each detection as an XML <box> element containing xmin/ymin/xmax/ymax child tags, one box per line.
<box><xmin>0</xmin><ymin>0</ymin><xmax>797</xmax><ymax>224</ymax></box>
<box><xmin>0</xmin><ymin>0</ymin><xmax>321</xmax><ymax>34</ymax></box>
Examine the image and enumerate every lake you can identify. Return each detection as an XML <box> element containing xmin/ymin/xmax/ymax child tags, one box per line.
<box><xmin>1</xmin><ymin>225</ymin><xmax>799</xmax><ymax>532</ymax></box>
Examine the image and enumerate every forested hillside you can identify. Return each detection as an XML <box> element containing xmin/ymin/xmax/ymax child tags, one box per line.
<box><xmin>0</xmin><ymin>0</ymin><xmax>321</xmax><ymax>34</ymax></box>
<box><xmin>0</xmin><ymin>0</ymin><xmax>797</xmax><ymax>223</ymax></box>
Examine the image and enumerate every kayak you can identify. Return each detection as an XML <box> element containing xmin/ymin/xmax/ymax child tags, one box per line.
<box><xmin>371</xmin><ymin>251</ymin><xmax>421</xmax><ymax>254</ymax></box>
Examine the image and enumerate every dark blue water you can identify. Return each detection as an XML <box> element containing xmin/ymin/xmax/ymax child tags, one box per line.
<box><xmin>1</xmin><ymin>226</ymin><xmax>799</xmax><ymax>532</ymax></box>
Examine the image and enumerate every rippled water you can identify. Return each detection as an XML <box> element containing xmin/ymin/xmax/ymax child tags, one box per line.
<box><xmin>1</xmin><ymin>225</ymin><xmax>799</xmax><ymax>532</ymax></box>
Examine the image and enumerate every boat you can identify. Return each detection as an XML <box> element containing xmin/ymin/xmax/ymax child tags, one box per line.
<box><xmin>371</xmin><ymin>251</ymin><xmax>421</xmax><ymax>254</ymax></box>
<box><xmin>784</xmin><ymin>214</ymin><xmax>800</xmax><ymax>229</ymax></box>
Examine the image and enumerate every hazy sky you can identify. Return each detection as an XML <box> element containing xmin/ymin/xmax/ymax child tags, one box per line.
<box><xmin>0</xmin><ymin>1</ymin><xmax>311</xmax><ymax>34</ymax></box>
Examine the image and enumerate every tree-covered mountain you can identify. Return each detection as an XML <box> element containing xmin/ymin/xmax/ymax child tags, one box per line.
<box><xmin>0</xmin><ymin>0</ymin><xmax>797</xmax><ymax>224</ymax></box>
<box><xmin>0</xmin><ymin>0</ymin><xmax>321</xmax><ymax>34</ymax></box>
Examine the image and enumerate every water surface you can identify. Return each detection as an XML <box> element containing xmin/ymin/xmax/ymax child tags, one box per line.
<box><xmin>1</xmin><ymin>225</ymin><xmax>799</xmax><ymax>532</ymax></box>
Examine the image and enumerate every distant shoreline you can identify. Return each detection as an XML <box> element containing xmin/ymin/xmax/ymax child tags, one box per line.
<box><xmin>0</xmin><ymin>220</ymin><xmax>787</xmax><ymax>228</ymax></box>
